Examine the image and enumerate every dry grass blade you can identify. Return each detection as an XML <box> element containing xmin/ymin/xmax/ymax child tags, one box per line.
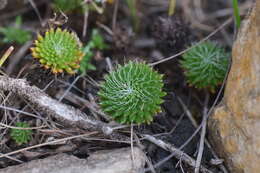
<box><xmin>0</xmin><ymin>46</ymin><xmax>14</xmax><ymax>68</ymax></box>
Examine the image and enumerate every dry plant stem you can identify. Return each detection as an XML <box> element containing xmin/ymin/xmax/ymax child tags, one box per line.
<box><xmin>105</xmin><ymin>57</ymin><xmax>113</xmax><ymax>72</ymax></box>
<box><xmin>112</xmin><ymin>0</ymin><xmax>119</xmax><ymax>31</ymax></box>
<box><xmin>0</xmin><ymin>76</ymin><xmax>125</xmax><ymax>139</ymax></box>
<box><xmin>130</xmin><ymin>123</ymin><xmax>135</xmax><ymax>168</ymax></box>
<box><xmin>182</xmin><ymin>0</ymin><xmax>213</xmax><ymax>31</ymax></box>
<box><xmin>178</xmin><ymin>96</ymin><xmax>229</xmax><ymax>173</ymax></box>
<box><xmin>0</xmin><ymin>0</ymin><xmax>45</xmax><ymax>21</ymax></box>
<box><xmin>0</xmin><ymin>122</ymin><xmax>46</xmax><ymax>130</ymax></box>
<box><xmin>195</xmin><ymin>92</ymin><xmax>209</xmax><ymax>173</ymax></box>
<box><xmin>143</xmin><ymin>134</ymin><xmax>213</xmax><ymax>173</ymax></box>
<box><xmin>6</xmin><ymin>41</ymin><xmax>32</xmax><ymax>74</ymax></box>
<box><xmin>28</xmin><ymin>0</ymin><xmax>43</xmax><ymax>26</ymax></box>
<box><xmin>96</xmin><ymin>22</ymin><xmax>114</xmax><ymax>36</ymax></box>
<box><xmin>134</xmin><ymin>133</ymin><xmax>156</xmax><ymax>173</ymax></box>
<box><xmin>194</xmin><ymin>0</ymin><xmax>206</xmax><ymax>21</ymax></box>
<box><xmin>0</xmin><ymin>46</ymin><xmax>14</xmax><ymax>67</ymax></box>
<box><xmin>82</xmin><ymin>10</ymin><xmax>89</xmax><ymax>38</ymax></box>
<box><xmin>58</xmin><ymin>74</ymin><xmax>82</xmax><ymax>102</ymax></box>
<box><xmin>177</xmin><ymin>96</ymin><xmax>198</xmax><ymax>127</ymax></box>
<box><xmin>150</xmin><ymin>18</ymin><xmax>232</xmax><ymax>66</ymax></box>
<box><xmin>0</xmin><ymin>131</ymin><xmax>98</xmax><ymax>159</ymax></box>
<box><xmin>0</xmin><ymin>153</ymin><xmax>23</xmax><ymax>163</ymax></box>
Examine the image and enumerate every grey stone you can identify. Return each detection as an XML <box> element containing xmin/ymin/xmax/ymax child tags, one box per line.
<box><xmin>0</xmin><ymin>147</ymin><xmax>145</xmax><ymax>173</ymax></box>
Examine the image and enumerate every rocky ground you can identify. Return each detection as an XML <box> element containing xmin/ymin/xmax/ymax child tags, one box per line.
<box><xmin>0</xmin><ymin>0</ymin><xmax>258</xmax><ymax>173</ymax></box>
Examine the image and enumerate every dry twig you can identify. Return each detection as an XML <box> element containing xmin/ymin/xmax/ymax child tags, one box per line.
<box><xmin>149</xmin><ymin>18</ymin><xmax>232</xmax><ymax>66</ymax></box>
<box><xmin>195</xmin><ymin>92</ymin><xmax>209</xmax><ymax>173</ymax></box>
<box><xmin>143</xmin><ymin>134</ymin><xmax>213</xmax><ymax>173</ymax></box>
<box><xmin>0</xmin><ymin>76</ymin><xmax>127</xmax><ymax>141</ymax></box>
<box><xmin>178</xmin><ymin>96</ymin><xmax>229</xmax><ymax>173</ymax></box>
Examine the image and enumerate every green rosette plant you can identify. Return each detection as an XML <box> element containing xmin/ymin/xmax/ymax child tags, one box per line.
<box><xmin>180</xmin><ymin>41</ymin><xmax>229</xmax><ymax>91</ymax></box>
<box><xmin>31</xmin><ymin>28</ymin><xmax>84</xmax><ymax>74</ymax></box>
<box><xmin>10</xmin><ymin>122</ymin><xmax>32</xmax><ymax>145</ymax></box>
<box><xmin>98</xmin><ymin>61</ymin><xmax>166</xmax><ymax>124</ymax></box>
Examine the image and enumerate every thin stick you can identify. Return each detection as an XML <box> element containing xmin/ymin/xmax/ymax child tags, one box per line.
<box><xmin>82</xmin><ymin>10</ymin><xmax>89</xmax><ymax>38</ymax></box>
<box><xmin>149</xmin><ymin>18</ymin><xmax>232</xmax><ymax>66</ymax></box>
<box><xmin>28</xmin><ymin>0</ymin><xmax>43</xmax><ymax>26</ymax></box>
<box><xmin>130</xmin><ymin>123</ymin><xmax>135</xmax><ymax>168</ymax></box>
<box><xmin>58</xmin><ymin>74</ymin><xmax>82</xmax><ymax>102</ymax></box>
<box><xmin>195</xmin><ymin>92</ymin><xmax>209</xmax><ymax>173</ymax></box>
<box><xmin>112</xmin><ymin>0</ymin><xmax>119</xmax><ymax>31</ymax></box>
<box><xmin>134</xmin><ymin>133</ymin><xmax>156</xmax><ymax>173</ymax></box>
<box><xmin>177</xmin><ymin>96</ymin><xmax>229</xmax><ymax>173</ymax></box>
<box><xmin>177</xmin><ymin>96</ymin><xmax>198</xmax><ymax>127</ymax></box>
<box><xmin>0</xmin><ymin>152</ymin><xmax>23</xmax><ymax>163</ymax></box>
<box><xmin>143</xmin><ymin>134</ymin><xmax>213</xmax><ymax>173</ymax></box>
<box><xmin>0</xmin><ymin>132</ymin><xmax>98</xmax><ymax>159</ymax></box>
<box><xmin>0</xmin><ymin>122</ymin><xmax>46</xmax><ymax>130</ymax></box>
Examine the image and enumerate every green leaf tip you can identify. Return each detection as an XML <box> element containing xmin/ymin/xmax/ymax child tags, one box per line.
<box><xmin>180</xmin><ymin>41</ymin><xmax>230</xmax><ymax>91</ymax></box>
<box><xmin>31</xmin><ymin>28</ymin><xmax>84</xmax><ymax>74</ymax></box>
<box><xmin>98</xmin><ymin>61</ymin><xmax>166</xmax><ymax>124</ymax></box>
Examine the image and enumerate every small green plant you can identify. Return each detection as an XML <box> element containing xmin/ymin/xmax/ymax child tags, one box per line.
<box><xmin>0</xmin><ymin>16</ymin><xmax>32</xmax><ymax>44</ymax></box>
<box><xmin>79</xmin><ymin>29</ymin><xmax>108</xmax><ymax>74</ymax></box>
<box><xmin>232</xmin><ymin>0</ymin><xmax>241</xmax><ymax>29</ymax></box>
<box><xmin>10</xmin><ymin>122</ymin><xmax>32</xmax><ymax>145</ymax></box>
<box><xmin>180</xmin><ymin>41</ymin><xmax>229</xmax><ymax>91</ymax></box>
<box><xmin>98</xmin><ymin>61</ymin><xmax>166</xmax><ymax>124</ymax></box>
<box><xmin>31</xmin><ymin>28</ymin><xmax>84</xmax><ymax>74</ymax></box>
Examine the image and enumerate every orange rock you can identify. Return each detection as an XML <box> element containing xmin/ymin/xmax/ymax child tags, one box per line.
<box><xmin>209</xmin><ymin>3</ymin><xmax>260</xmax><ymax>173</ymax></box>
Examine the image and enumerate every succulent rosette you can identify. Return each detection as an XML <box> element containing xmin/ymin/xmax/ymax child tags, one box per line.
<box><xmin>180</xmin><ymin>41</ymin><xmax>229</xmax><ymax>91</ymax></box>
<box><xmin>98</xmin><ymin>61</ymin><xmax>166</xmax><ymax>124</ymax></box>
<box><xmin>31</xmin><ymin>28</ymin><xmax>84</xmax><ymax>74</ymax></box>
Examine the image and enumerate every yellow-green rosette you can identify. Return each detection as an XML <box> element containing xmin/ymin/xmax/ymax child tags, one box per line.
<box><xmin>31</xmin><ymin>28</ymin><xmax>84</xmax><ymax>74</ymax></box>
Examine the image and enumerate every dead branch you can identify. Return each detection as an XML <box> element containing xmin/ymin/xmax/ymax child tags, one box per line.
<box><xmin>0</xmin><ymin>76</ymin><xmax>126</xmax><ymax>140</ymax></box>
